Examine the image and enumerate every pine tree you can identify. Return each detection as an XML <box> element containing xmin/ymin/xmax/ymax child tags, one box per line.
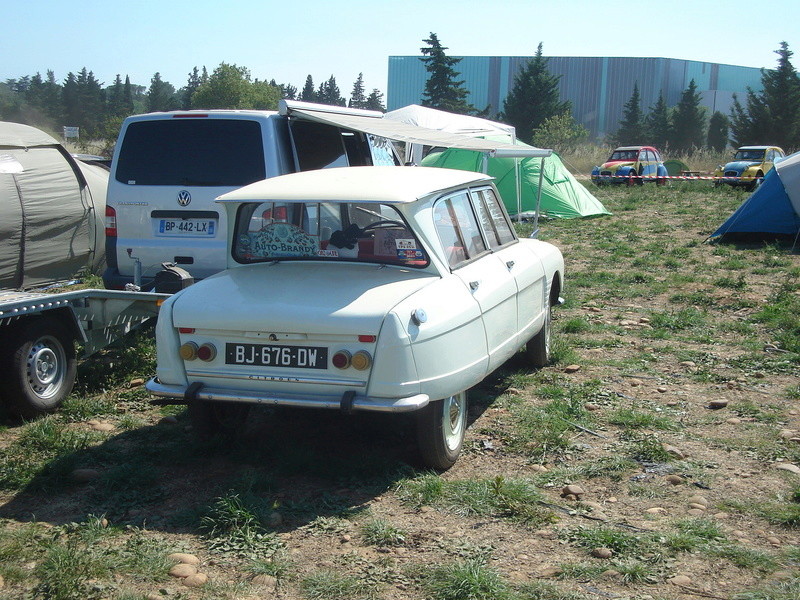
<box><xmin>365</xmin><ymin>89</ymin><xmax>385</xmax><ymax>112</ymax></box>
<box><xmin>706</xmin><ymin>111</ymin><xmax>729</xmax><ymax>152</ymax></box>
<box><xmin>61</xmin><ymin>72</ymin><xmax>80</xmax><ymax>128</ymax></box>
<box><xmin>502</xmin><ymin>43</ymin><xmax>570</xmax><ymax>143</ymax></box>
<box><xmin>300</xmin><ymin>75</ymin><xmax>316</xmax><ymax>102</ymax></box>
<box><xmin>669</xmin><ymin>79</ymin><xmax>706</xmax><ymax>155</ymax></box>
<box><xmin>146</xmin><ymin>72</ymin><xmax>178</xmax><ymax>112</ymax></box>
<box><xmin>317</xmin><ymin>75</ymin><xmax>345</xmax><ymax>106</ymax></box>
<box><xmin>419</xmin><ymin>32</ymin><xmax>474</xmax><ymax>115</ymax></box>
<box><xmin>643</xmin><ymin>92</ymin><xmax>671</xmax><ymax>150</ymax></box>
<box><xmin>759</xmin><ymin>41</ymin><xmax>800</xmax><ymax>149</ymax></box>
<box><xmin>122</xmin><ymin>76</ymin><xmax>135</xmax><ymax>115</ymax></box>
<box><xmin>349</xmin><ymin>73</ymin><xmax>367</xmax><ymax>109</ymax></box>
<box><xmin>614</xmin><ymin>83</ymin><xmax>644</xmax><ymax>145</ymax></box>
<box><xmin>180</xmin><ymin>67</ymin><xmax>203</xmax><ymax>110</ymax></box>
<box><xmin>26</xmin><ymin>71</ymin><xmax>61</xmax><ymax>122</ymax></box>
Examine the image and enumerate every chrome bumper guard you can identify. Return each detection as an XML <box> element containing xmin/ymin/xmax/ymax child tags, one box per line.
<box><xmin>146</xmin><ymin>378</ymin><xmax>430</xmax><ymax>414</ymax></box>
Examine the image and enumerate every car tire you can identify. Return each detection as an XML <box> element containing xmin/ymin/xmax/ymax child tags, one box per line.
<box><xmin>525</xmin><ymin>295</ymin><xmax>552</xmax><ymax>368</ymax></box>
<box><xmin>189</xmin><ymin>401</ymin><xmax>251</xmax><ymax>439</ymax></box>
<box><xmin>415</xmin><ymin>391</ymin><xmax>467</xmax><ymax>470</ymax></box>
<box><xmin>1</xmin><ymin>317</ymin><xmax>77</xmax><ymax>419</ymax></box>
<box><xmin>749</xmin><ymin>172</ymin><xmax>764</xmax><ymax>191</ymax></box>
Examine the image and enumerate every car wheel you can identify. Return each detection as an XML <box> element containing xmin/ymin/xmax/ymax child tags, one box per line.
<box><xmin>626</xmin><ymin>173</ymin><xmax>636</xmax><ymax>187</ymax></box>
<box><xmin>656</xmin><ymin>177</ymin><xmax>666</xmax><ymax>187</ymax></box>
<box><xmin>189</xmin><ymin>401</ymin><xmax>251</xmax><ymax>439</ymax></box>
<box><xmin>415</xmin><ymin>391</ymin><xmax>467</xmax><ymax>470</ymax></box>
<box><xmin>749</xmin><ymin>172</ymin><xmax>764</xmax><ymax>191</ymax></box>
<box><xmin>525</xmin><ymin>295</ymin><xmax>552</xmax><ymax>368</ymax></box>
<box><xmin>1</xmin><ymin>318</ymin><xmax>77</xmax><ymax>419</ymax></box>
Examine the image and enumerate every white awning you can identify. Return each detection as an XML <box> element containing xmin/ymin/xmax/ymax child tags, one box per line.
<box><xmin>279</xmin><ymin>100</ymin><xmax>551</xmax><ymax>158</ymax></box>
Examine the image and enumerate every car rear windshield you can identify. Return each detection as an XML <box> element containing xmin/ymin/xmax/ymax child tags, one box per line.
<box><xmin>233</xmin><ymin>202</ymin><xmax>428</xmax><ymax>268</ymax></box>
<box><xmin>115</xmin><ymin>119</ymin><xmax>266</xmax><ymax>186</ymax></box>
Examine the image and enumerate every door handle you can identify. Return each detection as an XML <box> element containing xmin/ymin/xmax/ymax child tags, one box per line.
<box><xmin>506</xmin><ymin>260</ymin><xmax>515</xmax><ymax>270</ymax></box>
<box><xmin>469</xmin><ymin>280</ymin><xmax>480</xmax><ymax>291</ymax></box>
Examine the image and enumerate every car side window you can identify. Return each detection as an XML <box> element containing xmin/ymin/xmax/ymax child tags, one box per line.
<box><xmin>434</xmin><ymin>192</ymin><xmax>488</xmax><ymax>269</ymax></box>
<box><xmin>472</xmin><ymin>188</ymin><xmax>515</xmax><ymax>248</ymax></box>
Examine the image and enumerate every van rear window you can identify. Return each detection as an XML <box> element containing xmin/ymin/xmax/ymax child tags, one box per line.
<box><xmin>115</xmin><ymin>119</ymin><xmax>266</xmax><ymax>186</ymax></box>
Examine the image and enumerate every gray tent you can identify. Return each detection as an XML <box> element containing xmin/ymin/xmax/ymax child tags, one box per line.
<box><xmin>0</xmin><ymin>122</ymin><xmax>106</xmax><ymax>289</ymax></box>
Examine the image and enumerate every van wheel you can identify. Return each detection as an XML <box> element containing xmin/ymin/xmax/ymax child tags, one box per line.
<box><xmin>416</xmin><ymin>392</ymin><xmax>467</xmax><ymax>470</ymax></box>
<box><xmin>189</xmin><ymin>401</ymin><xmax>251</xmax><ymax>439</ymax></box>
<box><xmin>2</xmin><ymin>317</ymin><xmax>77</xmax><ymax>419</ymax></box>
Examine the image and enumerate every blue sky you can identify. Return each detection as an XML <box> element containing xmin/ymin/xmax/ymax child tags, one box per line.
<box><xmin>3</xmin><ymin>0</ymin><xmax>798</xmax><ymax>95</ymax></box>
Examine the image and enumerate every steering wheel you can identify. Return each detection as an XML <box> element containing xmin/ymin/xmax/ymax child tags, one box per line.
<box><xmin>360</xmin><ymin>220</ymin><xmax>405</xmax><ymax>233</ymax></box>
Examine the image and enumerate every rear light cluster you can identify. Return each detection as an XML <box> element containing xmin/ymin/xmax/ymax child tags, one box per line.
<box><xmin>180</xmin><ymin>341</ymin><xmax>217</xmax><ymax>362</ymax></box>
<box><xmin>332</xmin><ymin>349</ymin><xmax>372</xmax><ymax>370</ymax></box>
<box><xmin>105</xmin><ymin>206</ymin><xmax>117</xmax><ymax>237</ymax></box>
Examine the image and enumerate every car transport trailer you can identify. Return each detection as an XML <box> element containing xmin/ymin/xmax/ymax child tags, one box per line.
<box><xmin>0</xmin><ymin>288</ymin><xmax>167</xmax><ymax>418</ymax></box>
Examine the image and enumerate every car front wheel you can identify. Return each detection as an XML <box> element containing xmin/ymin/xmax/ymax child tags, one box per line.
<box><xmin>525</xmin><ymin>295</ymin><xmax>552</xmax><ymax>368</ymax></box>
<box><xmin>416</xmin><ymin>391</ymin><xmax>467</xmax><ymax>470</ymax></box>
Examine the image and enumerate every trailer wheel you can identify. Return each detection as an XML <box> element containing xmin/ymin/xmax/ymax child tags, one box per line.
<box><xmin>2</xmin><ymin>317</ymin><xmax>77</xmax><ymax>418</ymax></box>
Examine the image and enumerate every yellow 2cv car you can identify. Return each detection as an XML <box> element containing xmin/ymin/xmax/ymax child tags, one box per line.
<box><xmin>147</xmin><ymin>166</ymin><xmax>565</xmax><ymax>469</ymax></box>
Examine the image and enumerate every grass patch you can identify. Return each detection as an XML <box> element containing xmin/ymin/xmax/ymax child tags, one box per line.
<box><xmin>420</xmin><ymin>558</ymin><xmax>510</xmax><ymax>600</ymax></box>
<box><xmin>397</xmin><ymin>474</ymin><xmax>556</xmax><ymax>527</ymax></box>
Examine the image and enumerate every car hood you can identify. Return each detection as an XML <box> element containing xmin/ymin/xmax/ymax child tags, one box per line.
<box><xmin>601</xmin><ymin>160</ymin><xmax>634</xmax><ymax>170</ymax></box>
<box><xmin>723</xmin><ymin>160</ymin><xmax>759</xmax><ymax>172</ymax></box>
<box><xmin>171</xmin><ymin>262</ymin><xmax>439</xmax><ymax>335</ymax></box>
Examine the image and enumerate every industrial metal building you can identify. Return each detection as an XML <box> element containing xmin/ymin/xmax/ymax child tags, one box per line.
<box><xmin>387</xmin><ymin>55</ymin><xmax>765</xmax><ymax>139</ymax></box>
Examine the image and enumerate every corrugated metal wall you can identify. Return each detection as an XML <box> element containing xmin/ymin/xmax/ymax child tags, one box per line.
<box><xmin>387</xmin><ymin>55</ymin><xmax>764</xmax><ymax>139</ymax></box>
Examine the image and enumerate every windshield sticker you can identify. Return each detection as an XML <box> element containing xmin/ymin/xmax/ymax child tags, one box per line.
<box><xmin>397</xmin><ymin>249</ymin><xmax>425</xmax><ymax>261</ymax></box>
<box><xmin>395</xmin><ymin>238</ymin><xmax>416</xmax><ymax>250</ymax></box>
<box><xmin>243</xmin><ymin>223</ymin><xmax>319</xmax><ymax>258</ymax></box>
<box><xmin>317</xmin><ymin>248</ymin><xmax>339</xmax><ymax>258</ymax></box>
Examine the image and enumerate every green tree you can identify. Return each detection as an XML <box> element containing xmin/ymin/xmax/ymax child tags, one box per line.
<box><xmin>531</xmin><ymin>112</ymin><xmax>588</xmax><ymax>152</ymax></box>
<box><xmin>365</xmin><ymin>88</ymin><xmax>385</xmax><ymax>112</ymax></box>
<box><xmin>191</xmin><ymin>63</ymin><xmax>278</xmax><ymax>110</ymax></box>
<box><xmin>501</xmin><ymin>43</ymin><xmax>570</xmax><ymax>143</ymax></box>
<box><xmin>419</xmin><ymin>32</ymin><xmax>474</xmax><ymax>115</ymax></box>
<box><xmin>317</xmin><ymin>75</ymin><xmax>345</xmax><ymax>106</ymax></box>
<box><xmin>106</xmin><ymin>74</ymin><xmax>127</xmax><ymax>117</ymax></box>
<box><xmin>669</xmin><ymin>79</ymin><xmax>706</xmax><ymax>154</ymax></box>
<box><xmin>614</xmin><ymin>83</ymin><xmax>645</xmax><ymax>145</ymax></box>
<box><xmin>122</xmin><ymin>75</ymin><xmax>136</xmax><ymax>114</ymax></box>
<box><xmin>706</xmin><ymin>111</ymin><xmax>729</xmax><ymax>152</ymax></box>
<box><xmin>146</xmin><ymin>72</ymin><xmax>178</xmax><ymax>112</ymax></box>
<box><xmin>300</xmin><ymin>75</ymin><xmax>316</xmax><ymax>102</ymax></box>
<box><xmin>180</xmin><ymin>66</ymin><xmax>204</xmax><ymax>110</ymax></box>
<box><xmin>26</xmin><ymin>70</ymin><xmax>62</xmax><ymax>123</ymax></box>
<box><xmin>644</xmin><ymin>92</ymin><xmax>671</xmax><ymax>150</ymax></box>
<box><xmin>349</xmin><ymin>72</ymin><xmax>367</xmax><ymax>109</ymax></box>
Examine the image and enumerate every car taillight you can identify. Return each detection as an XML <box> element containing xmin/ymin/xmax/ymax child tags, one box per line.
<box><xmin>197</xmin><ymin>343</ymin><xmax>217</xmax><ymax>362</ymax></box>
<box><xmin>105</xmin><ymin>206</ymin><xmax>117</xmax><ymax>237</ymax></box>
<box><xmin>179</xmin><ymin>342</ymin><xmax>198</xmax><ymax>360</ymax></box>
<box><xmin>351</xmin><ymin>350</ymin><xmax>372</xmax><ymax>371</ymax></box>
<box><xmin>358</xmin><ymin>335</ymin><xmax>376</xmax><ymax>343</ymax></box>
<box><xmin>332</xmin><ymin>350</ymin><xmax>351</xmax><ymax>369</ymax></box>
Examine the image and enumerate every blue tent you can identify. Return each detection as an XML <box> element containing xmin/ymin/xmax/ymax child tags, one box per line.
<box><xmin>712</xmin><ymin>152</ymin><xmax>800</xmax><ymax>240</ymax></box>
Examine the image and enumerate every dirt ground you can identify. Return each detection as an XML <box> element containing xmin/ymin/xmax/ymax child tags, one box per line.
<box><xmin>1</xmin><ymin>181</ymin><xmax>798</xmax><ymax>600</ymax></box>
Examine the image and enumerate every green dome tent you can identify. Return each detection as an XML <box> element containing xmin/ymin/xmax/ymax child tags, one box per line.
<box><xmin>421</xmin><ymin>145</ymin><xmax>610</xmax><ymax>219</ymax></box>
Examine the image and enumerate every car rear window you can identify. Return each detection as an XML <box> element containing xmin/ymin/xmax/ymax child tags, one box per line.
<box><xmin>233</xmin><ymin>201</ymin><xmax>428</xmax><ymax>268</ymax></box>
<box><xmin>115</xmin><ymin>119</ymin><xmax>266</xmax><ymax>186</ymax></box>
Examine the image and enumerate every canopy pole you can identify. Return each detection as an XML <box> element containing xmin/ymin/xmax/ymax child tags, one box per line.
<box><xmin>534</xmin><ymin>156</ymin><xmax>545</xmax><ymax>236</ymax></box>
<box><xmin>515</xmin><ymin>158</ymin><xmax>522</xmax><ymax>223</ymax></box>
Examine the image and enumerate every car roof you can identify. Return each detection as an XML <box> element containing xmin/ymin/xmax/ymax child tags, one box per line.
<box><xmin>736</xmin><ymin>145</ymin><xmax>780</xmax><ymax>151</ymax></box>
<box><xmin>613</xmin><ymin>145</ymin><xmax>656</xmax><ymax>152</ymax></box>
<box><xmin>216</xmin><ymin>166</ymin><xmax>493</xmax><ymax>205</ymax></box>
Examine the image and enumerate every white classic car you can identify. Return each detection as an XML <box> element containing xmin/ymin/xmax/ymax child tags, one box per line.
<box><xmin>146</xmin><ymin>166</ymin><xmax>564</xmax><ymax>469</ymax></box>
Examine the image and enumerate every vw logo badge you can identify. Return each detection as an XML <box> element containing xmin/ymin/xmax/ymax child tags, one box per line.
<box><xmin>177</xmin><ymin>190</ymin><xmax>191</xmax><ymax>207</ymax></box>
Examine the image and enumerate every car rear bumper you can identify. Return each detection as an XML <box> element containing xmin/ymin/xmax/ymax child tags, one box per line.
<box><xmin>146</xmin><ymin>378</ymin><xmax>430</xmax><ymax>413</ymax></box>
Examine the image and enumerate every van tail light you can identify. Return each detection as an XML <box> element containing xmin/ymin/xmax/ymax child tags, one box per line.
<box><xmin>105</xmin><ymin>206</ymin><xmax>117</xmax><ymax>237</ymax></box>
<box><xmin>178</xmin><ymin>328</ymin><xmax>195</xmax><ymax>334</ymax></box>
<box><xmin>358</xmin><ymin>335</ymin><xmax>376</xmax><ymax>343</ymax></box>
<box><xmin>179</xmin><ymin>342</ymin><xmax>198</xmax><ymax>360</ymax></box>
<box><xmin>332</xmin><ymin>350</ymin><xmax>352</xmax><ymax>369</ymax></box>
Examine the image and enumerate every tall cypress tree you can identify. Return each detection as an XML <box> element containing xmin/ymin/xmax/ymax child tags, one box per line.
<box><xmin>614</xmin><ymin>83</ymin><xmax>644</xmax><ymax>145</ymax></box>
<box><xmin>419</xmin><ymin>32</ymin><xmax>474</xmax><ymax>115</ymax></box>
<box><xmin>300</xmin><ymin>75</ymin><xmax>316</xmax><ymax>102</ymax></box>
<box><xmin>759</xmin><ymin>41</ymin><xmax>800</xmax><ymax>149</ymax></box>
<box><xmin>707</xmin><ymin>111</ymin><xmax>729</xmax><ymax>152</ymax></box>
<box><xmin>644</xmin><ymin>92</ymin><xmax>671</xmax><ymax>150</ymax></box>
<box><xmin>349</xmin><ymin>73</ymin><xmax>367</xmax><ymax>109</ymax></box>
<box><xmin>146</xmin><ymin>72</ymin><xmax>178</xmax><ymax>112</ymax></box>
<box><xmin>669</xmin><ymin>80</ymin><xmax>706</xmax><ymax>154</ymax></box>
<box><xmin>502</xmin><ymin>43</ymin><xmax>570</xmax><ymax>143</ymax></box>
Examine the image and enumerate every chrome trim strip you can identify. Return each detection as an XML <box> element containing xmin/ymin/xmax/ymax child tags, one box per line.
<box><xmin>146</xmin><ymin>378</ymin><xmax>429</xmax><ymax>413</ymax></box>
<box><xmin>184</xmin><ymin>369</ymin><xmax>366</xmax><ymax>387</ymax></box>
